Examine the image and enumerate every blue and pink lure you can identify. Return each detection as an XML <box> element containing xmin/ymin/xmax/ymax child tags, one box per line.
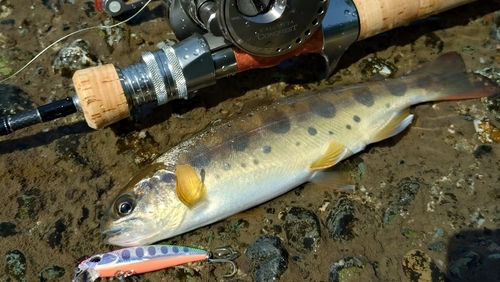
<box><xmin>73</xmin><ymin>245</ymin><xmax>210</xmax><ymax>281</ymax></box>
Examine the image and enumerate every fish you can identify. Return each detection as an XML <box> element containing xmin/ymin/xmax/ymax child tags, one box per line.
<box><xmin>72</xmin><ymin>245</ymin><xmax>239</xmax><ymax>281</ymax></box>
<box><xmin>100</xmin><ymin>52</ymin><xmax>500</xmax><ymax>246</ymax></box>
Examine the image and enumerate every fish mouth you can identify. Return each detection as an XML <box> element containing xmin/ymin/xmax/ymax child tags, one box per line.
<box><xmin>100</xmin><ymin>227</ymin><xmax>128</xmax><ymax>239</ymax></box>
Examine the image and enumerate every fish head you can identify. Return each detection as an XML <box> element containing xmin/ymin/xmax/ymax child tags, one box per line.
<box><xmin>100</xmin><ymin>163</ymin><xmax>187</xmax><ymax>246</ymax></box>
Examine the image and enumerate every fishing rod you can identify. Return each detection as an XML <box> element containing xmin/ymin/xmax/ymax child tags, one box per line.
<box><xmin>0</xmin><ymin>0</ymin><xmax>476</xmax><ymax>135</ymax></box>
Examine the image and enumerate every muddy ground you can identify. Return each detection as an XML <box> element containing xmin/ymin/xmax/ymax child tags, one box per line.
<box><xmin>1</xmin><ymin>0</ymin><xmax>500</xmax><ymax>281</ymax></box>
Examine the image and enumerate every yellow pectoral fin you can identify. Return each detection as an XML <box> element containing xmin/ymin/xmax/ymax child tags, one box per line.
<box><xmin>175</xmin><ymin>164</ymin><xmax>207</xmax><ymax>207</ymax></box>
<box><xmin>310</xmin><ymin>140</ymin><xmax>348</xmax><ymax>170</ymax></box>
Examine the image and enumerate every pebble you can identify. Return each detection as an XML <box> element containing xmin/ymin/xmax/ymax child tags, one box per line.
<box><xmin>0</xmin><ymin>19</ymin><xmax>14</xmax><ymax>25</ymax></box>
<box><xmin>447</xmin><ymin>228</ymin><xmax>500</xmax><ymax>280</ymax></box>
<box><xmin>328</xmin><ymin>257</ymin><xmax>364</xmax><ymax>282</ymax></box>
<box><xmin>283</xmin><ymin>207</ymin><xmax>321</xmax><ymax>252</ymax></box>
<box><xmin>245</xmin><ymin>235</ymin><xmax>289</xmax><ymax>282</ymax></box>
<box><xmin>16</xmin><ymin>189</ymin><xmax>41</xmax><ymax>220</ymax></box>
<box><xmin>39</xmin><ymin>266</ymin><xmax>65</xmax><ymax>282</ymax></box>
<box><xmin>427</xmin><ymin>241</ymin><xmax>447</xmax><ymax>253</ymax></box>
<box><xmin>383</xmin><ymin>180</ymin><xmax>420</xmax><ymax>226</ymax></box>
<box><xmin>448</xmin><ymin>250</ymin><xmax>482</xmax><ymax>280</ymax></box>
<box><xmin>359</xmin><ymin>57</ymin><xmax>398</xmax><ymax>78</ymax></box>
<box><xmin>52</xmin><ymin>39</ymin><xmax>100</xmax><ymax>77</ymax></box>
<box><xmin>401</xmin><ymin>249</ymin><xmax>445</xmax><ymax>282</ymax></box>
<box><xmin>433</xmin><ymin>228</ymin><xmax>446</xmax><ymax>239</ymax></box>
<box><xmin>4</xmin><ymin>249</ymin><xmax>27</xmax><ymax>282</ymax></box>
<box><xmin>0</xmin><ymin>222</ymin><xmax>17</xmax><ymax>237</ymax></box>
<box><xmin>402</xmin><ymin>228</ymin><xmax>420</xmax><ymax>239</ymax></box>
<box><xmin>326</xmin><ymin>196</ymin><xmax>355</xmax><ymax>241</ymax></box>
<box><xmin>99</xmin><ymin>18</ymin><xmax>126</xmax><ymax>50</ymax></box>
<box><xmin>473</xmin><ymin>145</ymin><xmax>493</xmax><ymax>158</ymax></box>
<box><xmin>490</xmin><ymin>11</ymin><xmax>500</xmax><ymax>41</ymax></box>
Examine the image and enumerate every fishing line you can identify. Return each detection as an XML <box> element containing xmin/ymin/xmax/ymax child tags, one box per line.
<box><xmin>0</xmin><ymin>0</ymin><xmax>153</xmax><ymax>84</ymax></box>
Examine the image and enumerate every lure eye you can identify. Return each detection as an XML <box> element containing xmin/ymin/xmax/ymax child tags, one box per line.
<box><xmin>89</xmin><ymin>256</ymin><xmax>101</xmax><ymax>263</ymax></box>
<box><xmin>115</xmin><ymin>195</ymin><xmax>135</xmax><ymax>216</ymax></box>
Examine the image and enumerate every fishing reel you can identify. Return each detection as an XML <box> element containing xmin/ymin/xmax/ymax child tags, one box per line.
<box><xmin>96</xmin><ymin>0</ymin><xmax>359</xmax><ymax>74</ymax></box>
<box><xmin>0</xmin><ymin>0</ymin><xmax>472</xmax><ymax>135</ymax></box>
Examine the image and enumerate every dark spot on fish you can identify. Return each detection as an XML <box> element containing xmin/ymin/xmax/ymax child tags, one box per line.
<box><xmin>161</xmin><ymin>246</ymin><xmax>169</xmax><ymax>254</ymax></box>
<box><xmin>223</xmin><ymin>163</ymin><xmax>231</xmax><ymax>170</ymax></box>
<box><xmin>121</xmin><ymin>249</ymin><xmax>131</xmax><ymax>260</ymax></box>
<box><xmin>241</xmin><ymin>163</ymin><xmax>247</xmax><ymax>168</ymax></box>
<box><xmin>173</xmin><ymin>246</ymin><xmax>179</xmax><ymax>253</ymax></box>
<box><xmin>353</xmin><ymin>87</ymin><xmax>374</xmax><ymax>107</ymax></box>
<box><xmin>308</xmin><ymin>127</ymin><xmax>317</xmax><ymax>136</ymax></box>
<box><xmin>346</xmin><ymin>125</ymin><xmax>351</xmax><ymax>130</ymax></box>
<box><xmin>147</xmin><ymin>246</ymin><xmax>156</xmax><ymax>256</ymax></box>
<box><xmin>262</xmin><ymin>109</ymin><xmax>291</xmax><ymax>134</ymax></box>
<box><xmin>329</xmin><ymin>131</ymin><xmax>334</xmax><ymax>135</ymax></box>
<box><xmin>253</xmin><ymin>159</ymin><xmax>259</xmax><ymax>165</ymax></box>
<box><xmin>135</xmin><ymin>247</ymin><xmax>144</xmax><ymax>258</ymax></box>
<box><xmin>189</xmin><ymin>151</ymin><xmax>211</xmax><ymax>168</ymax></box>
<box><xmin>263</xmin><ymin>145</ymin><xmax>272</xmax><ymax>154</ymax></box>
<box><xmin>296</xmin><ymin>142</ymin><xmax>301</xmax><ymax>146</ymax></box>
<box><xmin>386</xmin><ymin>81</ymin><xmax>407</xmax><ymax>96</ymax></box>
<box><xmin>183</xmin><ymin>247</ymin><xmax>189</xmax><ymax>253</ymax></box>
<box><xmin>160</xmin><ymin>171</ymin><xmax>176</xmax><ymax>183</ymax></box>
<box><xmin>229</xmin><ymin>134</ymin><xmax>249</xmax><ymax>151</ymax></box>
<box><xmin>310</xmin><ymin>99</ymin><xmax>336</xmax><ymax>118</ymax></box>
<box><xmin>353</xmin><ymin>115</ymin><xmax>361</xmax><ymax>123</ymax></box>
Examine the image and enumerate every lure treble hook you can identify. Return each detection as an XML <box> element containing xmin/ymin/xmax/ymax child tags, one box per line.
<box><xmin>207</xmin><ymin>246</ymin><xmax>241</xmax><ymax>278</ymax></box>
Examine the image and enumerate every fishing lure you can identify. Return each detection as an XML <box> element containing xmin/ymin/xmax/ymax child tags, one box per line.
<box><xmin>72</xmin><ymin>245</ymin><xmax>239</xmax><ymax>282</ymax></box>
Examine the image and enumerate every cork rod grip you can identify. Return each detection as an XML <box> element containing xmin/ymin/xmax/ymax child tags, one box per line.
<box><xmin>72</xmin><ymin>64</ymin><xmax>130</xmax><ymax>129</ymax></box>
<box><xmin>352</xmin><ymin>0</ymin><xmax>477</xmax><ymax>40</ymax></box>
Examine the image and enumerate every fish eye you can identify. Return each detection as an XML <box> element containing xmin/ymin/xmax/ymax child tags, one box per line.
<box><xmin>89</xmin><ymin>256</ymin><xmax>101</xmax><ymax>263</ymax></box>
<box><xmin>115</xmin><ymin>195</ymin><xmax>135</xmax><ymax>216</ymax></box>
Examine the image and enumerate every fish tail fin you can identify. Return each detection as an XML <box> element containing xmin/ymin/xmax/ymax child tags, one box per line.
<box><xmin>411</xmin><ymin>52</ymin><xmax>500</xmax><ymax>101</ymax></box>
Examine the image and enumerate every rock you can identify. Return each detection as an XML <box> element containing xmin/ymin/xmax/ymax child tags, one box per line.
<box><xmin>401</xmin><ymin>249</ymin><xmax>445</xmax><ymax>282</ymax></box>
<box><xmin>245</xmin><ymin>235</ymin><xmax>289</xmax><ymax>282</ymax></box>
<box><xmin>402</xmin><ymin>228</ymin><xmax>420</xmax><ymax>239</ymax></box>
<box><xmin>39</xmin><ymin>266</ymin><xmax>65</xmax><ymax>282</ymax></box>
<box><xmin>490</xmin><ymin>12</ymin><xmax>500</xmax><ymax>41</ymax></box>
<box><xmin>383</xmin><ymin>179</ymin><xmax>420</xmax><ymax>226</ymax></box>
<box><xmin>99</xmin><ymin>18</ymin><xmax>126</xmax><ymax>51</ymax></box>
<box><xmin>0</xmin><ymin>222</ymin><xmax>17</xmax><ymax>237</ymax></box>
<box><xmin>428</xmin><ymin>241</ymin><xmax>447</xmax><ymax>253</ymax></box>
<box><xmin>449</xmin><ymin>250</ymin><xmax>482</xmax><ymax>280</ymax></box>
<box><xmin>4</xmin><ymin>249</ymin><xmax>27</xmax><ymax>282</ymax></box>
<box><xmin>283</xmin><ymin>207</ymin><xmax>321</xmax><ymax>252</ymax></box>
<box><xmin>52</xmin><ymin>39</ymin><xmax>100</xmax><ymax>77</ymax></box>
<box><xmin>328</xmin><ymin>257</ymin><xmax>365</xmax><ymax>282</ymax></box>
<box><xmin>326</xmin><ymin>196</ymin><xmax>355</xmax><ymax>241</ymax></box>
<box><xmin>16</xmin><ymin>189</ymin><xmax>42</xmax><ymax>220</ymax></box>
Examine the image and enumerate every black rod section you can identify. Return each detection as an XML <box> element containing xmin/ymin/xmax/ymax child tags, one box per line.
<box><xmin>0</xmin><ymin>97</ymin><xmax>77</xmax><ymax>136</ymax></box>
